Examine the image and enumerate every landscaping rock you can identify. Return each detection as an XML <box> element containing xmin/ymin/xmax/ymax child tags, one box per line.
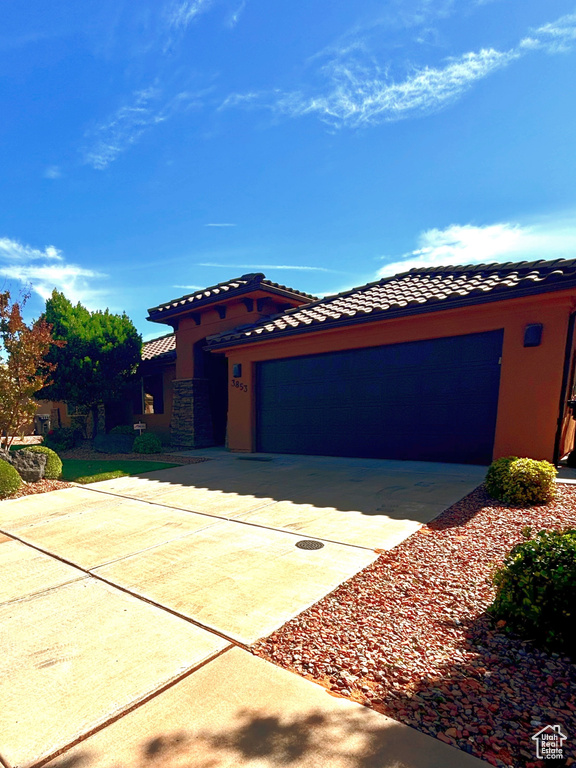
<box><xmin>254</xmin><ymin>484</ymin><xmax>576</xmax><ymax>768</ymax></box>
<box><xmin>7</xmin><ymin>478</ymin><xmax>72</xmax><ymax>498</ymax></box>
<box><xmin>3</xmin><ymin>449</ymin><xmax>47</xmax><ymax>482</ymax></box>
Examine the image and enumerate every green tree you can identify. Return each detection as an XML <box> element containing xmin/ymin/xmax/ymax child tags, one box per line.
<box><xmin>0</xmin><ymin>291</ymin><xmax>60</xmax><ymax>448</ymax></box>
<box><xmin>38</xmin><ymin>291</ymin><xmax>142</xmax><ymax>437</ymax></box>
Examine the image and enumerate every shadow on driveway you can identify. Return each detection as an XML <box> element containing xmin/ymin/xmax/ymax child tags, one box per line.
<box><xmin>98</xmin><ymin>452</ymin><xmax>487</xmax><ymax>522</ymax></box>
<box><xmin>45</xmin><ymin>705</ymin><xmax>484</xmax><ymax>768</ymax></box>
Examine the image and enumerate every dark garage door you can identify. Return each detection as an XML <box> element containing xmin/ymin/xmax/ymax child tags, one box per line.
<box><xmin>256</xmin><ymin>330</ymin><xmax>503</xmax><ymax>464</ymax></box>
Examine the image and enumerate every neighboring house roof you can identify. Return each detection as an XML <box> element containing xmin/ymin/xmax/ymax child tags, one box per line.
<box><xmin>147</xmin><ymin>273</ymin><xmax>316</xmax><ymax>323</ymax></box>
<box><xmin>141</xmin><ymin>333</ymin><xmax>176</xmax><ymax>361</ymax></box>
<box><xmin>207</xmin><ymin>258</ymin><xmax>576</xmax><ymax>349</ymax></box>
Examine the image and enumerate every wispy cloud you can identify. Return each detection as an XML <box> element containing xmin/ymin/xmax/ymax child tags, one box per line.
<box><xmin>0</xmin><ymin>237</ymin><xmax>106</xmax><ymax>307</ymax></box>
<box><xmin>279</xmin><ymin>48</ymin><xmax>517</xmax><ymax>127</ymax></box>
<box><xmin>197</xmin><ymin>262</ymin><xmax>335</xmax><ymax>272</ymax></box>
<box><xmin>165</xmin><ymin>0</ymin><xmax>214</xmax><ymax>30</ymax></box>
<box><xmin>223</xmin><ymin>9</ymin><xmax>576</xmax><ymax>128</ymax></box>
<box><xmin>222</xmin><ymin>47</ymin><xmax>517</xmax><ymax>127</ymax></box>
<box><xmin>520</xmin><ymin>13</ymin><xmax>576</xmax><ymax>55</ymax></box>
<box><xmin>378</xmin><ymin>218</ymin><xmax>576</xmax><ymax>276</ymax></box>
<box><xmin>43</xmin><ymin>166</ymin><xmax>62</xmax><ymax>180</ymax></box>
<box><xmin>205</xmin><ymin>222</ymin><xmax>237</xmax><ymax>227</ymax></box>
<box><xmin>162</xmin><ymin>0</ymin><xmax>243</xmax><ymax>51</ymax></box>
<box><xmin>226</xmin><ymin>0</ymin><xmax>246</xmax><ymax>29</ymax></box>
<box><xmin>83</xmin><ymin>86</ymin><xmax>204</xmax><ymax>170</ymax></box>
<box><xmin>173</xmin><ymin>284</ymin><xmax>205</xmax><ymax>290</ymax></box>
<box><xmin>83</xmin><ymin>87</ymin><xmax>164</xmax><ymax>170</ymax></box>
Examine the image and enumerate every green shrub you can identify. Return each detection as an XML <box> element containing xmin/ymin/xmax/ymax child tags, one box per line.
<box><xmin>23</xmin><ymin>445</ymin><xmax>63</xmax><ymax>479</ymax></box>
<box><xmin>93</xmin><ymin>433</ymin><xmax>134</xmax><ymax>454</ymax></box>
<box><xmin>0</xmin><ymin>459</ymin><xmax>22</xmax><ymax>498</ymax></box>
<box><xmin>110</xmin><ymin>425</ymin><xmax>136</xmax><ymax>436</ymax></box>
<box><xmin>44</xmin><ymin>426</ymin><xmax>83</xmax><ymax>452</ymax></box>
<box><xmin>485</xmin><ymin>456</ymin><xmax>557</xmax><ymax>506</ymax></box>
<box><xmin>491</xmin><ymin>529</ymin><xmax>576</xmax><ymax>656</ymax></box>
<box><xmin>485</xmin><ymin>456</ymin><xmax>518</xmax><ymax>499</ymax></box>
<box><xmin>133</xmin><ymin>432</ymin><xmax>162</xmax><ymax>454</ymax></box>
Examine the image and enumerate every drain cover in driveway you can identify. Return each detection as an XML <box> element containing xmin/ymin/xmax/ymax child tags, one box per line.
<box><xmin>295</xmin><ymin>540</ymin><xmax>324</xmax><ymax>550</ymax></box>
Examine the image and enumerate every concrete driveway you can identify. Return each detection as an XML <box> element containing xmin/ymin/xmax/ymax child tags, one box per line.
<box><xmin>0</xmin><ymin>454</ymin><xmax>486</xmax><ymax>768</ymax></box>
<box><xmin>89</xmin><ymin>450</ymin><xmax>487</xmax><ymax>550</ymax></box>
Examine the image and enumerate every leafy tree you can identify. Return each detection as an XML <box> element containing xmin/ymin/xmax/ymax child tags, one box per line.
<box><xmin>38</xmin><ymin>291</ymin><xmax>142</xmax><ymax>437</ymax></box>
<box><xmin>0</xmin><ymin>291</ymin><xmax>60</xmax><ymax>449</ymax></box>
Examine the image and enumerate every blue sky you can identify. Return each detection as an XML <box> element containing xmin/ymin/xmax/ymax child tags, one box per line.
<box><xmin>1</xmin><ymin>0</ymin><xmax>576</xmax><ymax>338</ymax></box>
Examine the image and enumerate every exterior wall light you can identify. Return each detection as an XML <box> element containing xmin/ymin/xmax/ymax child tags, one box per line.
<box><xmin>524</xmin><ymin>323</ymin><xmax>543</xmax><ymax>347</ymax></box>
<box><xmin>233</xmin><ymin>363</ymin><xmax>242</xmax><ymax>378</ymax></box>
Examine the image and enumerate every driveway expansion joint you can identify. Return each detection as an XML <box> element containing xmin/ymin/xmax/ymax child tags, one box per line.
<box><xmin>0</xmin><ymin>524</ymin><xmax>250</xmax><ymax>651</ymax></box>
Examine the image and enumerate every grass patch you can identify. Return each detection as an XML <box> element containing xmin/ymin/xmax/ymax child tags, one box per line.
<box><xmin>61</xmin><ymin>459</ymin><xmax>179</xmax><ymax>484</ymax></box>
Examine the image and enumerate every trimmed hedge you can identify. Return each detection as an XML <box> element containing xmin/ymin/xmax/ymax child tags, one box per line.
<box><xmin>44</xmin><ymin>426</ymin><xmax>83</xmax><ymax>452</ymax></box>
<box><xmin>93</xmin><ymin>433</ymin><xmax>135</xmax><ymax>454</ymax></box>
<box><xmin>133</xmin><ymin>432</ymin><xmax>162</xmax><ymax>454</ymax></box>
<box><xmin>110</xmin><ymin>425</ymin><xmax>136</xmax><ymax>437</ymax></box>
<box><xmin>0</xmin><ymin>459</ymin><xmax>22</xmax><ymax>498</ymax></box>
<box><xmin>492</xmin><ymin>529</ymin><xmax>576</xmax><ymax>656</ymax></box>
<box><xmin>23</xmin><ymin>445</ymin><xmax>63</xmax><ymax>479</ymax></box>
<box><xmin>485</xmin><ymin>456</ymin><xmax>517</xmax><ymax>500</ymax></box>
<box><xmin>485</xmin><ymin>456</ymin><xmax>557</xmax><ymax>506</ymax></box>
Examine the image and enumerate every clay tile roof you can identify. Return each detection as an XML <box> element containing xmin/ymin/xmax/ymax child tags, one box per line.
<box><xmin>141</xmin><ymin>333</ymin><xmax>176</xmax><ymax>361</ymax></box>
<box><xmin>207</xmin><ymin>257</ymin><xmax>576</xmax><ymax>349</ymax></box>
<box><xmin>147</xmin><ymin>273</ymin><xmax>316</xmax><ymax>321</ymax></box>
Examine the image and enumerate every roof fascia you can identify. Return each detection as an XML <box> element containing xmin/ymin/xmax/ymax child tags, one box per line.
<box><xmin>140</xmin><ymin>353</ymin><xmax>176</xmax><ymax>367</ymax></box>
<box><xmin>147</xmin><ymin>284</ymin><xmax>311</xmax><ymax>325</ymax></box>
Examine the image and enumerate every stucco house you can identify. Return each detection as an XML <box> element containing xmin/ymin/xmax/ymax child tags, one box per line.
<box><xmin>141</xmin><ymin>259</ymin><xmax>576</xmax><ymax>465</ymax></box>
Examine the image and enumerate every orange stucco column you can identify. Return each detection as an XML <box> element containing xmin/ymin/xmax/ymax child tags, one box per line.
<box><xmin>226</xmin><ymin>362</ymin><xmax>254</xmax><ymax>452</ymax></box>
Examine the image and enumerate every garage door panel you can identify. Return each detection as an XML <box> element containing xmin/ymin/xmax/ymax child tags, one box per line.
<box><xmin>257</xmin><ymin>330</ymin><xmax>503</xmax><ymax>464</ymax></box>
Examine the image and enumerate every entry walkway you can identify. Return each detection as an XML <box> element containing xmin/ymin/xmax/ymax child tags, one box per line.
<box><xmin>0</xmin><ymin>454</ymin><xmax>486</xmax><ymax>768</ymax></box>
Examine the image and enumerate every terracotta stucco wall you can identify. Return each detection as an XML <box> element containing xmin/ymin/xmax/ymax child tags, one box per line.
<box><xmin>46</xmin><ymin>402</ymin><xmax>72</xmax><ymax>428</ymax></box>
<box><xmin>222</xmin><ymin>290</ymin><xmax>576</xmax><ymax>462</ymax></box>
<box><xmin>159</xmin><ymin>292</ymin><xmax>305</xmax><ymax>448</ymax></box>
<box><xmin>174</xmin><ymin>294</ymin><xmax>296</xmax><ymax>380</ymax></box>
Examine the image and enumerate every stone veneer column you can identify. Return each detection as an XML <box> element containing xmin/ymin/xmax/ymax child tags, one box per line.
<box><xmin>170</xmin><ymin>378</ymin><xmax>215</xmax><ymax>448</ymax></box>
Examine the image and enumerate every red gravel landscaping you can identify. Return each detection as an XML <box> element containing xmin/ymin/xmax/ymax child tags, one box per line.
<box><xmin>7</xmin><ymin>479</ymin><xmax>73</xmax><ymax>498</ymax></box>
<box><xmin>253</xmin><ymin>484</ymin><xmax>576</xmax><ymax>768</ymax></box>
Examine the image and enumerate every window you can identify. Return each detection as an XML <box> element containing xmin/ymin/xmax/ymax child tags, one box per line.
<box><xmin>142</xmin><ymin>374</ymin><xmax>164</xmax><ymax>415</ymax></box>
